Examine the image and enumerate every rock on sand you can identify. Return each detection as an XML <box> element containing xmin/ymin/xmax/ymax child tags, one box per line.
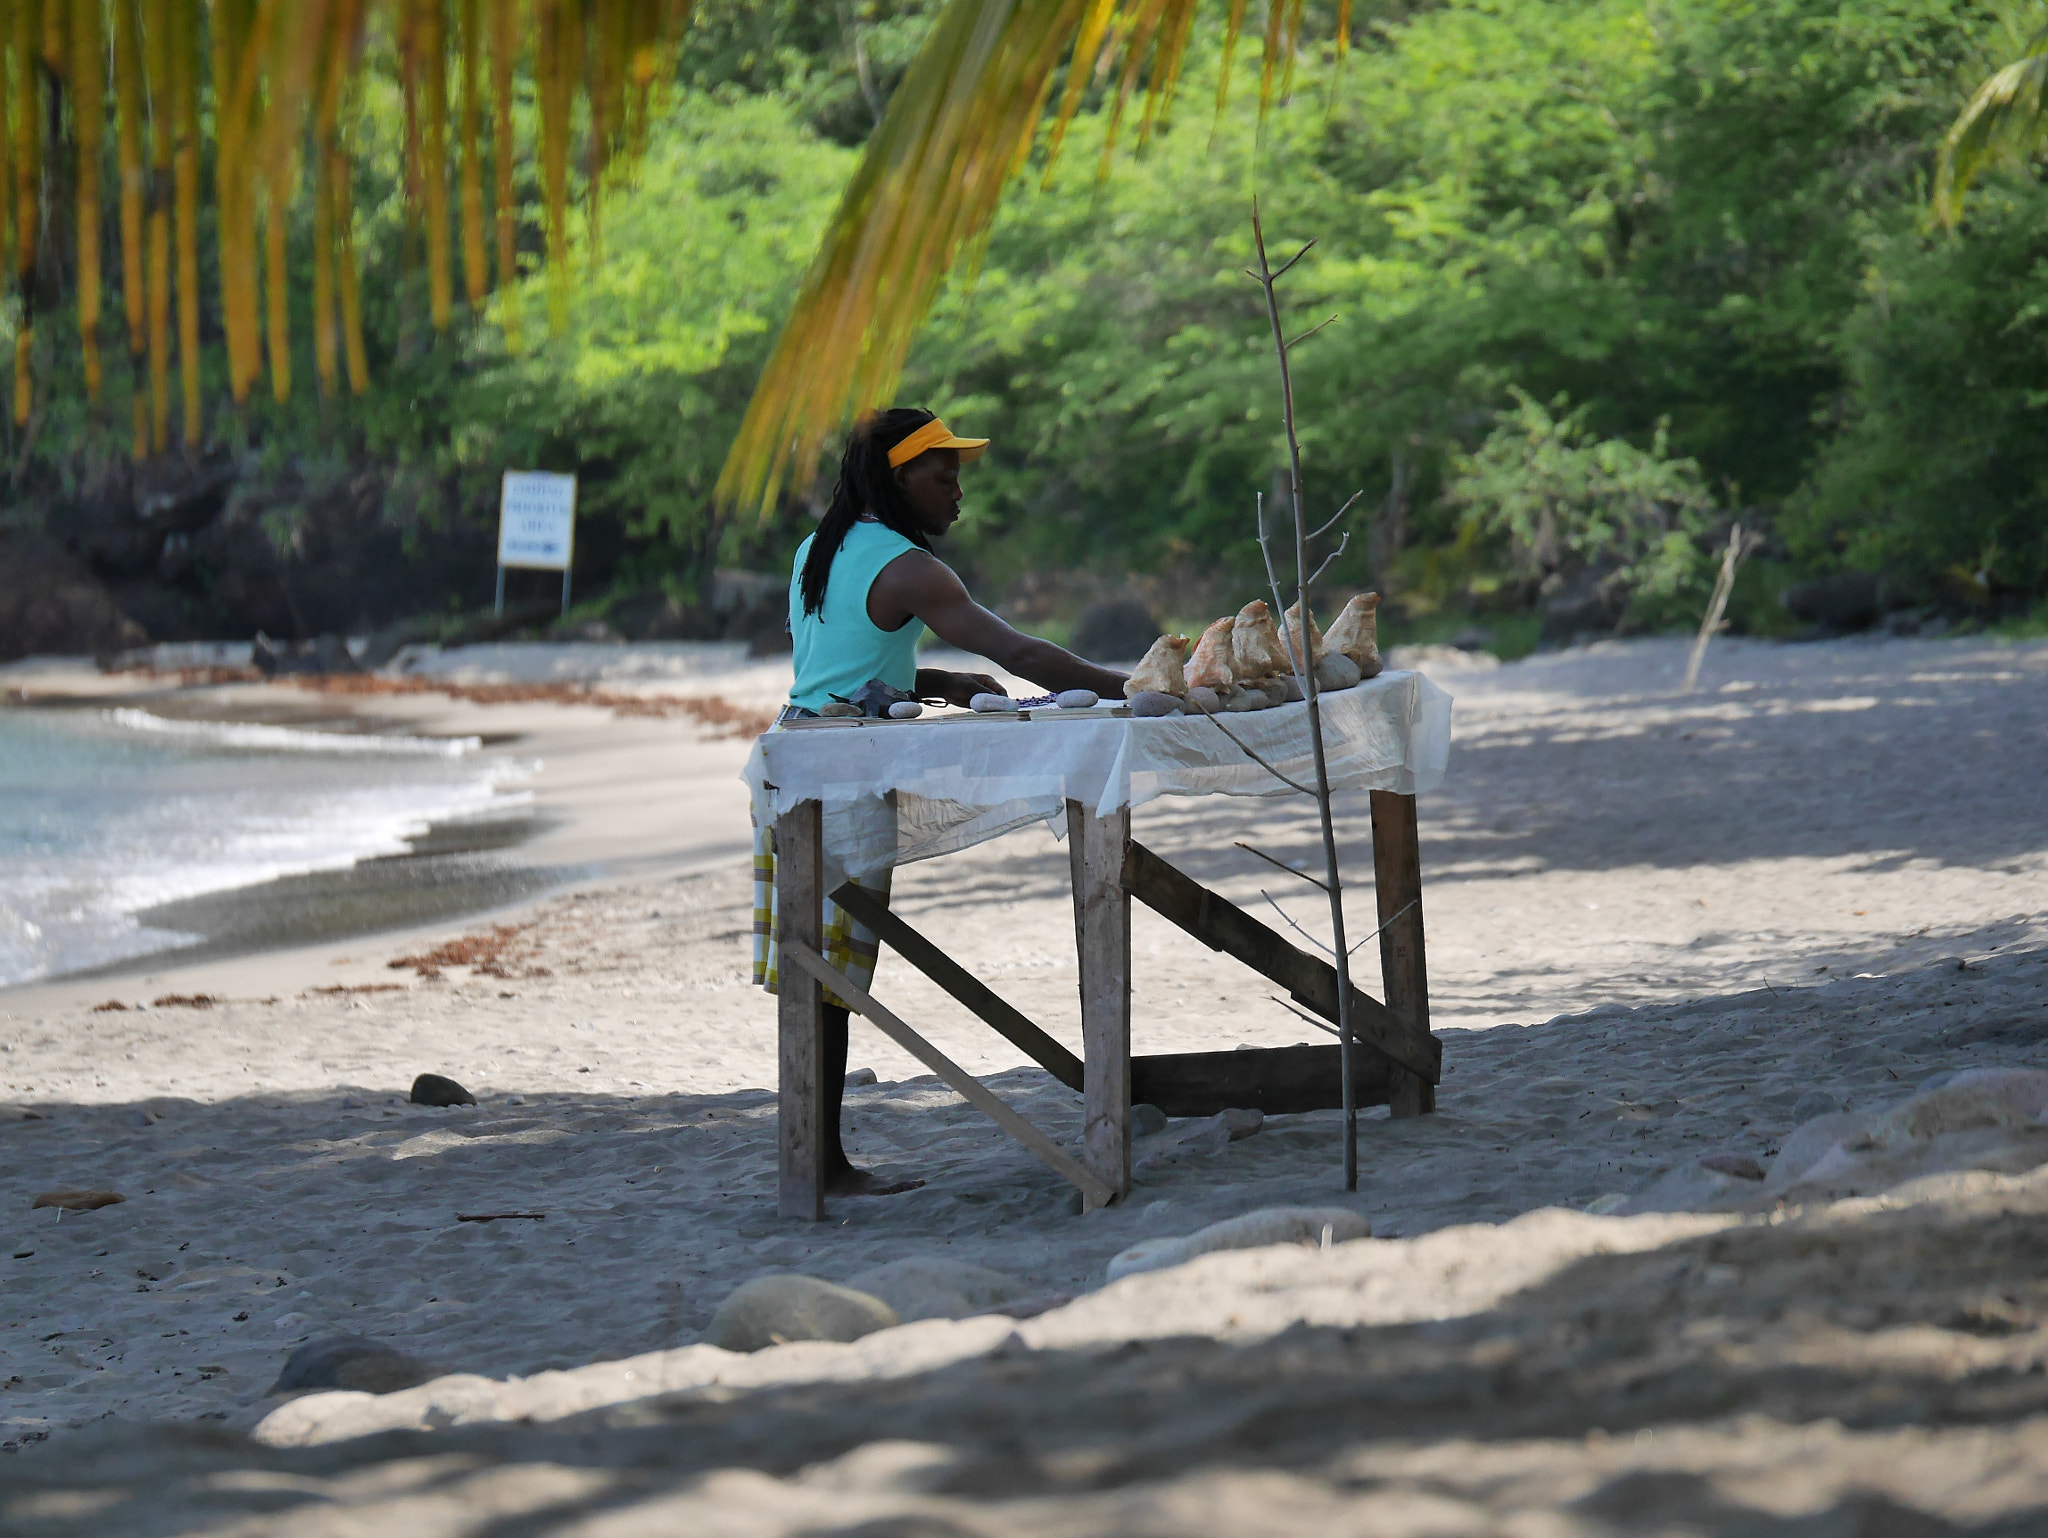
<box><xmin>268</xmin><ymin>1336</ymin><xmax>434</xmax><ymax>1396</ymax></box>
<box><xmin>845</xmin><ymin>1258</ymin><xmax>1037</xmax><ymax>1323</ymax></box>
<box><xmin>1106</xmin><ymin>1206</ymin><xmax>1372</xmax><ymax>1282</ymax></box>
<box><xmin>703</xmin><ymin>1275</ymin><xmax>897</xmax><ymax>1353</ymax></box>
<box><xmin>409</xmin><ymin>1073</ymin><xmax>477</xmax><ymax>1107</ymax></box>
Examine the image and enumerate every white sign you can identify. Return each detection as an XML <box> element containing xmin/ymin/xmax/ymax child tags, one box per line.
<box><xmin>497</xmin><ymin>471</ymin><xmax>577</xmax><ymax>571</ymax></box>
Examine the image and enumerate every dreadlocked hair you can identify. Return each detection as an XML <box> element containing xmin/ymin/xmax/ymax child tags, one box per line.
<box><xmin>798</xmin><ymin>408</ymin><xmax>939</xmax><ymax>619</ymax></box>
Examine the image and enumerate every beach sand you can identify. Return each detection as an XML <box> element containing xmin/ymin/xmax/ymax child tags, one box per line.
<box><xmin>4</xmin><ymin>634</ymin><xmax>2048</xmax><ymax>1533</ymax></box>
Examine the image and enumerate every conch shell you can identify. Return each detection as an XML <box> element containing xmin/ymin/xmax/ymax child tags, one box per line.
<box><xmin>1323</xmin><ymin>592</ymin><xmax>1383</xmax><ymax>678</ymax></box>
<box><xmin>1184</xmin><ymin>616</ymin><xmax>1237</xmax><ymax>691</ymax></box>
<box><xmin>1124</xmin><ymin>633</ymin><xmax>1191</xmax><ymax>698</ymax></box>
<box><xmin>1230</xmin><ymin>600</ymin><xmax>1289</xmax><ymax>680</ymax></box>
<box><xmin>1280</xmin><ymin>598</ymin><xmax>1325</xmax><ymax>673</ymax></box>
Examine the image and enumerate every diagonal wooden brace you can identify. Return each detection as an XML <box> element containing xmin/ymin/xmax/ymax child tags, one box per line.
<box><xmin>779</xmin><ymin>938</ymin><xmax>1115</xmax><ymax>1210</ymax></box>
<box><xmin>828</xmin><ymin>881</ymin><xmax>1084</xmax><ymax>1091</ymax></box>
<box><xmin>1120</xmin><ymin>840</ymin><xmax>1441</xmax><ymax>1084</ymax></box>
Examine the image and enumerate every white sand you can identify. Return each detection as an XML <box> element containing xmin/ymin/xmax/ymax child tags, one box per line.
<box><xmin>4</xmin><ymin>634</ymin><xmax>2048</xmax><ymax>1532</ymax></box>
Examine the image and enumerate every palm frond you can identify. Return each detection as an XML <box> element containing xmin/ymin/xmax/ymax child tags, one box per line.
<box><xmin>1937</xmin><ymin>27</ymin><xmax>2048</xmax><ymax>224</ymax></box>
<box><xmin>718</xmin><ymin>0</ymin><xmax>1295</xmax><ymax>515</ymax></box>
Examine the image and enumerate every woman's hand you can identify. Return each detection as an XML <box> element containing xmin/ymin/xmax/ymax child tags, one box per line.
<box><xmin>917</xmin><ymin>668</ymin><xmax>1005</xmax><ymax>709</ymax></box>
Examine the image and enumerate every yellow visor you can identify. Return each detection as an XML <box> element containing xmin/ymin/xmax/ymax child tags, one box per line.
<box><xmin>886</xmin><ymin>418</ymin><xmax>989</xmax><ymax>468</ymax></box>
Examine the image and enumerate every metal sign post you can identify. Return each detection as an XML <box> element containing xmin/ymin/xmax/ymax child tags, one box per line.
<box><xmin>495</xmin><ymin>470</ymin><xmax>578</xmax><ymax>617</ymax></box>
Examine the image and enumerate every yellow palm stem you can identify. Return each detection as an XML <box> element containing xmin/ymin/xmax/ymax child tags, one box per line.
<box><xmin>457</xmin><ymin>0</ymin><xmax>486</xmax><ymax>304</ymax></box>
<box><xmin>14</xmin><ymin>0</ymin><xmax>41</xmax><ymax>428</ymax></box>
<box><xmin>116</xmin><ymin>0</ymin><xmax>148</xmax><ymax>455</ymax></box>
<box><xmin>490</xmin><ymin>0</ymin><xmax>519</xmax><ymax>347</ymax></box>
<box><xmin>172</xmin><ymin>0</ymin><xmax>199</xmax><ymax>442</ymax></box>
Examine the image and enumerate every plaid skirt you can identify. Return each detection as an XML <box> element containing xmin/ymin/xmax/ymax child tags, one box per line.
<box><xmin>750</xmin><ymin>718</ymin><xmax>892</xmax><ymax>1008</ymax></box>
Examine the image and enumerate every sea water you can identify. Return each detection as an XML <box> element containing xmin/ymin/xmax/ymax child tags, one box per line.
<box><xmin>0</xmin><ymin>706</ymin><xmax>533</xmax><ymax>986</ymax></box>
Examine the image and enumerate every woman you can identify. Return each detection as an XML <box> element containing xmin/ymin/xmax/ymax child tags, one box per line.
<box><xmin>755</xmin><ymin>407</ymin><xmax>1127</xmax><ymax>1195</ymax></box>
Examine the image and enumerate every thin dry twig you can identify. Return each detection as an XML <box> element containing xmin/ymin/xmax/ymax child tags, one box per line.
<box><xmin>1270</xmin><ymin>994</ymin><xmax>1339</xmax><ymax>1037</ymax></box>
<box><xmin>1256</xmin><ymin>493</ymin><xmax>1310</xmax><ymax>682</ymax></box>
<box><xmin>1310</xmin><ymin>489</ymin><xmax>1364</xmax><ymax>543</ymax></box>
<box><xmin>1184</xmin><ymin>691</ymin><xmax>1316</xmax><ymax>797</ymax></box>
<box><xmin>1236</xmin><ymin>840</ymin><xmax>1329</xmax><ymax>891</ymax></box>
<box><xmin>1283</xmin><ymin>313</ymin><xmax>1339</xmax><ymax>351</ymax></box>
<box><xmin>1262</xmin><ymin>889</ymin><xmax>1335</xmax><ymax>956</ymax></box>
<box><xmin>1305</xmin><ymin>533</ymin><xmax>1351</xmax><ymax>588</ymax></box>
<box><xmin>1346</xmin><ymin>896</ymin><xmax>1420</xmax><ymax>957</ymax></box>
<box><xmin>1270</xmin><ymin>238</ymin><xmax>1316</xmax><ymax>281</ymax></box>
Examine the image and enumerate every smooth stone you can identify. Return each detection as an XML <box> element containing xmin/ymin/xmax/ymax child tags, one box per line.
<box><xmin>1618</xmin><ymin>1161</ymin><xmax>1749</xmax><ymax>1215</ymax></box>
<box><xmin>29</xmin><ymin>1190</ymin><xmax>125</xmax><ymax>1212</ymax></box>
<box><xmin>1698</xmin><ymin>1151</ymin><xmax>1768</xmax><ymax>1181</ymax></box>
<box><xmin>1217</xmin><ymin>1107</ymin><xmax>1264</xmax><ymax>1141</ymax></box>
<box><xmin>887</xmin><ymin>700</ymin><xmax>923</xmax><ymax>719</ymax></box>
<box><xmin>1276</xmin><ymin>674</ymin><xmax>1305</xmax><ymax>702</ymax></box>
<box><xmin>1129</xmin><ymin>1103</ymin><xmax>1169</xmax><ymax>1138</ymax></box>
<box><xmin>409</xmin><ymin>1073</ymin><xmax>476</xmax><ymax>1108</ymax></box>
<box><xmin>1127</xmin><ymin>690</ymin><xmax>1183</xmax><ymax>718</ymax></box>
<box><xmin>969</xmin><ymin>693</ymin><xmax>1015</xmax><ymax>713</ymax></box>
<box><xmin>819</xmin><ymin>701</ymin><xmax>862</xmax><ymax>718</ymax></box>
<box><xmin>1944</xmin><ymin>1067</ymin><xmax>2048</xmax><ymax>1118</ymax></box>
<box><xmin>1259</xmin><ymin>679</ymin><xmax>1291</xmax><ymax>707</ymax></box>
<box><xmin>1789</xmin><ymin>1089</ymin><xmax>1843</xmax><ymax>1122</ymax></box>
<box><xmin>1764</xmin><ymin>1110</ymin><xmax>1873</xmax><ymax>1193</ymax></box>
<box><xmin>702</xmin><ymin>1274</ymin><xmax>898</xmax><ymax>1353</ymax></box>
<box><xmin>1223</xmin><ymin>686</ymin><xmax>1264</xmax><ymax>713</ymax></box>
<box><xmin>1106</xmin><ymin>1206</ymin><xmax>1372</xmax><ymax>1282</ymax></box>
<box><xmin>1865</xmin><ymin>1083</ymin><xmax>2033</xmax><ymax>1148</ymax></box>
<box><xmin>268</xmin><ymin>1335</ymin><xmax>433</xmax><ymax>1397</ymax></box>
<box><xmin>1314</xmin><ymin>653</ymin><xmax>1362</xmax><ymax>691</ymax></box>
<box><xmin>843</xmin><ymin>1257</ymin><xmax>1037</xmax><ymax>1323</ymax></box>
<box><xmin>844</xmin><ymin>1067</ymin><xmax>878</xmax><ymax>1088</ymax></box>
<box><xmin>1131</xmin><ymin>1107</ymin><xmax>1265</xmax><ymax>1177</ymax></box>
<box><xmin>1184</xmin><ymin>686</ymin><xmax>1222</xmax><ymax>715</ymax></box>
<box><xmin>1054</xmin><ymin>689</ymin><xmax>1099</xmax><ymax>709</ymax></box>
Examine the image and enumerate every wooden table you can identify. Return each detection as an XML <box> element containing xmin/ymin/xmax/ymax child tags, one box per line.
<box><xmin>750</xmin><ymin>676</ymin><xmax>1451</xmax><ymax>1219</ymax></box>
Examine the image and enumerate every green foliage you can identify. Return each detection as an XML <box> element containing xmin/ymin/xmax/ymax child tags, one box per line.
<box><xmin>678</xmin><ymin>1</ymin><xmax>941</xmax><ymax>144</ymax></box>
<box><xmin>448</xmin><ymin>93</ymin><xmax>855</xmax><ymax>586</ymax></box>
<box><xmin>1442</xmin><ymin>389</ymin><xmax>1718</xmax><ymax>609</ymax></box>
<box><xmin>24</xmin><ymin>0</ymin><xmax>2048</xmax><ymax>638</ymax></box>
<box><xmin>1786</xmin><ymin>172</ymin><xmax>2048</xmax><ymax>603</ymax></box>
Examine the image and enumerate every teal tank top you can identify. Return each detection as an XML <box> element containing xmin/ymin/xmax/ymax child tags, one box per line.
<box><xmin>787</xmin><ymin>521</ymin><xmax>928</xmax><ymax>712</ymax></box>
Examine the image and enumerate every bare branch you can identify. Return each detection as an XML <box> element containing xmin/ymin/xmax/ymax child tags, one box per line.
<box><xmin>1255</xmin><ymin>492</ymin><xmax>1310</xmax><ymax>681</ymax></box>
<box><xmin>1310</xmin><ymin>488</ymin><xmax>1364</xmax><ymax>543</ymax></box>
<box><xmin>1262</xmin><ymin>889</ymin><xmax>1335</xmax><ymax>956</ymax></box>
<box><xmin>1270</xmin><ymin>238</ymin><xmax>1317</xmax><ymax>282</ymax></box>
<box><xmin>1252</xmin><ymin>197</ymin><xmax>1367</xmax><ymax>1190</ymax></box>
<box><xmin>1283</xmin><ymin>313</ymin><xmax>1340</xmax><ymax>351</ymax></box>
<box><xmin>1270</xmin><ymin>995</ymin><xmax>1339</xmax><ymax>1037</ymax></box>
<box><xmin>1186</xmin><ymin>697</ymin><xmax>1316</xmax><ymax>796</ymax></box>
<box><xmin>1345</xmin><ymin>896</ymin><xmax>1420</xmax><ymax>956</ymax></box>
<box><xmin>1305</xmin><ymin>532</ymin><xmax>1352</xmax><ymax>589</ymax></box>
<box><xmin>1235</xmin><ymin>840</ymin><xmax>1329</xmax><ymax>890</ymax></box>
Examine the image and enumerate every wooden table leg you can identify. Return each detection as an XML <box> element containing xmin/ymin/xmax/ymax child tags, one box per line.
<box><xmin>776</xmin><ymin>799</ymin><xmax>827</xmax><ymax>1219</ymax></box>
<box><xmin>1068</xmin><ymin>799</ymin><xmax>1131</xmax><ymax>1208</ymax></box>
<box><xmin>1370</xmin><ymin>789</ymin><xmax>1436</xmax><ymax>1118</ymax></box>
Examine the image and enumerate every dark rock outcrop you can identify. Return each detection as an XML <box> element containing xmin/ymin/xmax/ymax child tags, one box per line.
<box><xmin>0</xmin><ymin>531</ymin><xmax>147</xmax><ymax>661</ymax></box>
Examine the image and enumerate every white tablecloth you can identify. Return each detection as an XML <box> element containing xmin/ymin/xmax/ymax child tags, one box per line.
<box><xmin>744</xmin><ymin>670</ymin><xmax>1452</xmax><ymax>885</ymax></box>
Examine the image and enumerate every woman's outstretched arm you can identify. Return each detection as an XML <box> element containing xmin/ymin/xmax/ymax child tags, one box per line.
<box><xmin>871</xmin><ymin>550</ymin><xmax>1129</xmax><ymax>704</ymax></box>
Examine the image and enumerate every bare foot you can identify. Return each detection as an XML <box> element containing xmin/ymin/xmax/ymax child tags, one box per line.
<box><xmin>825</xmin><ymin>1164</ymin><xmax>925</xmax><ymax>1197</ymax></box>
